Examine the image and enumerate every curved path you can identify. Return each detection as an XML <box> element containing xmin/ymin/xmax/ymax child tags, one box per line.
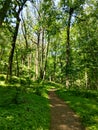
<box><xmin>49</xmin><ymin>90</ymin><xmax>85</xmax><ymax>130</ymax></box>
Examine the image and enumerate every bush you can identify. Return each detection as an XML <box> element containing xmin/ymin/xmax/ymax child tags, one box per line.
<box><xmin>20</xmin><ymin>78</ymin><xmax>27</xmax><ymax>85</ymax></box>
<box><xmin>25</xmin><ymin>76</ymin><xmax>33</xmax><ymax>85</ymax></box>
<box><xmin>9</xmin><ymin>76</ymin><xmax>20</xmax><ymax>84</ymax></box>
<box><xmin>0</xmin><ymin>74</ymin><xmax>6</xmax><ymax>81</ymax></box>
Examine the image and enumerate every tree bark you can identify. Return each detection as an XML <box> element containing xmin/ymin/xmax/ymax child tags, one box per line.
<box><xmin>6</xmin><ymin>17</ymin><xmax>20</xmax><ymax>80</ymax></box>
<box><xmin>35</xmin><ymin>32</ymin><xmax>40</xmax><ymax>79</ymax></box>
<box><xmin>66</xmin><ymin>8</ymin><xmax>73</xmax><ymax>88</ymax></box>
<box><xmin>43</xmin><ymin>36</ymin><xmax>50</xmax><ymax>80</ymax></box>
<box><xmin>21</xmin><ymin>13</ymin><xmax>28</xmax><ymax>48</ymax></box>
<box><xmin>6</xmin><ymin>0</ymin><xmax>27</xmax><ymax>81</ymax></box>
<box><xmin>16</xmin><ymin>50</ymin><xmax>19</xmax><ymax>77</ymax></box>
<box><xmin>40</xmin><ymin>29</ymin><xmax>44</xmax><ymax>79</ymax></box>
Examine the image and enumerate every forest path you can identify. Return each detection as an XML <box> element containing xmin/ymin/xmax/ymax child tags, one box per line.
<box><xmin>49</xmin><ymin>90</ymin><xmax>85</xmax><ymax>130</ymax></box>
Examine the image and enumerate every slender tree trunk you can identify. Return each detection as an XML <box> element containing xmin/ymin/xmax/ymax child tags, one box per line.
<box><xmin>66</xmin><ymin>8</ymin><xmax>73</xmax><ymax>88</ymax></box>
<box><xmin>53</xmin><ymin>43</ymin><xmax>57</xmax><ymax>81</ymax></box>
<box><xmin>60</xmin><ymin>59</ymin><xmax>64</xmax><ymax>83</ymax></box>
<box><xmin>16</xmin><ymin>50</ymin><xmax>19</xmax><ymax>77</ymax></box>
<box><xmin>53</xmin><ymin>57</ymin><xmax>56</xmax><ymax>81</ymax></box>
<box><xmin>21</xmin><ymin>13</ymin><xmax>28</xmax><ymax>48</ymax></box>
<box><xmin>40</xmin><ymin>30</ymin><xmax>44</xmax><ymax>79</ymax></box>
<box><xmin>43</xmin><ymin>36</ymin><xmax>50</xmax><ymax>80</ymax></box>
<box><xmin>35</xmin><ymin>33</ymin><xmax>40</xmax><ymax>79</ymax></box>
<box><xmin>6</xmin><ymin>17</ymin><xmax>20</xmax><ymax>80</ymax></box>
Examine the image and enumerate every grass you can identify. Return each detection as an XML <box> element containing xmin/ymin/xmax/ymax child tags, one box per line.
<box><xmin>0</xmin><ymin>75</ymin><xmax>50</xmax><ymax>130</ymax></box>
<box><xmin>0</xmin><ymin>86</ymin><xmax>50</xmax><ymax>130</ymax></box>
<box><xmin>0</xmin><ymin>74</ymin><xmax>64</xmax><ymax>130</ymax></box>
<box><xmin>1</xmin><ymin>73</ymin><xmax>98</xmax><ymax>130</ymax></box>
<box><xmin>56</xmin><ymin>89</ymin><xmax>98</xmax><ymax>130</ymax></box>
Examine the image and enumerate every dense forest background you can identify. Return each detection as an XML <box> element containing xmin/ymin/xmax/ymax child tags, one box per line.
<box><xmin>0</xmin><ymin>0</ymin><xmax>98</xmax><ymax>90</ymax></box>
<box><xmin>0</xmin><ymin>0</ymin><xmax>98</xmax><ymax>130</ymax></box>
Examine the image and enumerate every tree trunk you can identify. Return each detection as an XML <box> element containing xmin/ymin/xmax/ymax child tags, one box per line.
<box><xmin>43</xmin><ymin>36</ymin><xmax>50</xmax><ymax>80</ymax></box>
<box><xmin>6</xmin><ymin>17</ymin><xmax>20</xmax><ymax>80</ymax></box>
<box><xmin>16</xmin><ymin>50</ymin><xmax>19</xmax><ymax>77</ymax></box>
<box><xmin>21</xmin><ymin>13</ymin><xmax>28</xmax><ymax>48</ymax></box>
<box><xmin>66</xmin><ymin>8</ymin><xmax>73</xmax><ymax>88</ymax></box>
<box><xmin>6</xmin><ymin>0</ymin><xmax>27</xmax><ymax>81</ymax></box>
<box><xmin>40</xmin><ymin>29</ymin><xmax>44</xmax><ymax>79</ymax></box>
<box><xmin>35</xmin><ymin>32</ymin><xmax>40</xmax><ymax>79</ymax></box>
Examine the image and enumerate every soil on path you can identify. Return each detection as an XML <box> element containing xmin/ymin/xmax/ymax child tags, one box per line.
<box><xmin>49</xmin><ymin>90</ymin><xmax>85</xmax><ymax>130</ymax></box>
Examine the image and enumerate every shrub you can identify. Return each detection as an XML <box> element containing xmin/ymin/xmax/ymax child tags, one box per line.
<box><xmin>9</xmin><ymin>76</ymin><xmax>20</xmax><ymax>84</ymax></box>
<box><xmin>0</xmin><ymin>74</ymin><xmax>6</xmax><ymax>81</ymax></box>
<box><xmin>20</xmin><ymin>78</ymin><xmax>27</xmax><ymax>85</ymax></box>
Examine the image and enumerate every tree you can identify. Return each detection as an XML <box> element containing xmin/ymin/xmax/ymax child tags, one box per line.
<box><xmin>6</xmin><ymin>0</ymin><xmax>28</xmax><ymax>80</ymax></box>
<box><xmin>60</xmin><ymin>0</ymin><xmax>85</xmax><ymax>88</ymax></box>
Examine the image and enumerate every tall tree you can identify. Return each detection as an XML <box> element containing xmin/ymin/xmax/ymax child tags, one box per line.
<box><xmin>7</xmin><ymin>0</ymin><xmax>28</xmax><ymax>80</ymax></box>
<box><xmin>60</xmin><ymin>0</ymin><xmax>85</xmax><ymax>88</ymax></box>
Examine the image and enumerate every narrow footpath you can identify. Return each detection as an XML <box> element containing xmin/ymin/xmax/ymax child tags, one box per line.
<box><xmin>49</xmin><ymin>90</ymin><xmax>85</xmax><ymax>130</ymax></box>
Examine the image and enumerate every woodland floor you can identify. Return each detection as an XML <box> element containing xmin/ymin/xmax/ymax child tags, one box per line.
<box><xmin>49</xmin><ymin>90</ymin><xmax>85</xmax><ymax>130</ymax></box>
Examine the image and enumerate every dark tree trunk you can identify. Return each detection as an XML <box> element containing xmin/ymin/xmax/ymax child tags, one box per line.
<box><xmin>6</xmin><ymin>17</ymin><xmax>20</xmax><ymax>80</ymax></box>
<box><xmin>40</xmin><ymin>30</ymin><xmax>44</xmax><ymax>79</ymax></box>
<box><xmin>35</xmin><ymin>32</ymin><xmax>40</xmax><ymax>79</ymax></box>
<box><xmin>66</xmin><ymin>8</ymin><xmax>73</xmax><ymax>88</ymax></box>
<box><xmin>16</xmin><ymin>50</ymin><xmax>19</xmax><ymax>77</ymax></box>
<box><xmin>6</xmin><ymin>0</ymin><xmax>27</xmax><ymax>81</ymax></box>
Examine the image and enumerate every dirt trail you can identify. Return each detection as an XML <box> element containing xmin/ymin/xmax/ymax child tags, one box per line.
<box><xmin>49</xmin><ymin>90</ymin><xmax>85</xmax><ymax>130</ymax></box>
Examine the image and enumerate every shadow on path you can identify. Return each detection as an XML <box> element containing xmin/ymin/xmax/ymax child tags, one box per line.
<box><xmin>49</xmin><ymin>90</ymin><xmax>85</xmax><ymax>130</ymax></box>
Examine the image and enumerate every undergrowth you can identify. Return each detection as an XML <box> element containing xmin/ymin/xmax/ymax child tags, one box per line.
<box><xmin>0</xmin><ymin>74</ymin><xmax>50</xmax><ymax>130</ymax></box>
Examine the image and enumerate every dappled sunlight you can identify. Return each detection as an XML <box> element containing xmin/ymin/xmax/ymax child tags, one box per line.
<box><xmin>6</xmin><ymin>115</ymin><xmax>14</xmax><ymax>121</ymax></box>
<box><xmin>0</xmin><ymin>81</ymin><xmax>50</xmax><ymax>130</ymax></box>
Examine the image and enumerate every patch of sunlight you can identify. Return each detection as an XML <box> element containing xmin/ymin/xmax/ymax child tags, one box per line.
<box><xmin>49</xmin><ymin>104</ymin><xmax>53</xmax><ymax>107</ymax></box>
<box><xmin>86</xmin><ymin>103</ymin><xmax>97</xmax><ymax>110</ymax></box>
<box><xmin>66</xmin><ymin>101</ymin><xmax>71</xmax><ymax>104</ymax></box>
<box><xmin>6</xmin><ymin>115</ymin><xmax>14</xmax><ymax>121</ymax></box>
<box><xmin>41</xmin><ymin>92</ymin><xmax>49</xmax><ymax>99</ymax></box>
<box><xmin>37</xmin><ymin>127</ymin><xmax>48</xmax><ymax>130</ymax></box>
<box><xmin>0</xmin><ymin>81</ymin><xmax>5</xmax><ymax>86</ymax></box>
<box><xmin>26</xmin><ymin>88</ymin><xmax>35</xmax><ymax>93</ymax></box>
<box><xmin>76</xmin><ymin>102</ymin><xmax>80</xmax><ymax>106</ymax></box>
<box><xmin>94</xmin><ymin>116</ymin><xmax>98</xmax><ymax>123</ymax></box>
<box><xmin>59</xmin><ymin>124</ymin><xmax>67</xmax><ymax>129</ymax></box>
<box><xmin>88</xmin><ymin>126</ymin><xmax>97</xmax><ymax>130</ymax></box>
<box><xmin>75</xmin><ymin>79</ymin><xmax>81</xmax><ymax>85</ymax></box>
<box><xmin>92</xmin><ymin>105</ymin><xmax>98</xmax><ymax>109</ymax></box>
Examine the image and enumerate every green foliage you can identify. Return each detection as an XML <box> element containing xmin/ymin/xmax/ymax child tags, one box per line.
<box><xmin>68</xmin><ymin>89</ymin><xmax>98</xmax><ymax>101</ymax></box>
<box><xmin>0</xmin><ymin>83</ymin><xmax>50</xmax><ymax>130</ymax></box>
<box><xmin>56</xmin><ymin>89</ymin><xmax>98</xmax><ymax>130</ymax></box>
<box><xmin>0</xmin><ymin>86</ymin><xmax>16</xmax><ymax>106</ymax></box>
<box><xmin>43</xmin><ymin>81</ymin><xmax>64</xmax><ymax>89</ymax></box>
<box><xmin>0</xmin><ymin>74</ymin><xmax>6</xmax><ymax>81</ymax></box>
<box><xmin>20</xmin><ymin>78</ymin><xmax>27</xmax><ymax>85</ymax></box>
<box><xmin>25</xmin><ymin>76</ymin><xmax>33</xmax><ymax>85</ymax></box>
<box><xmin>8</xmin><ymin>76</ymin><xmax>20</xmax><ymax>84</ymax></box>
